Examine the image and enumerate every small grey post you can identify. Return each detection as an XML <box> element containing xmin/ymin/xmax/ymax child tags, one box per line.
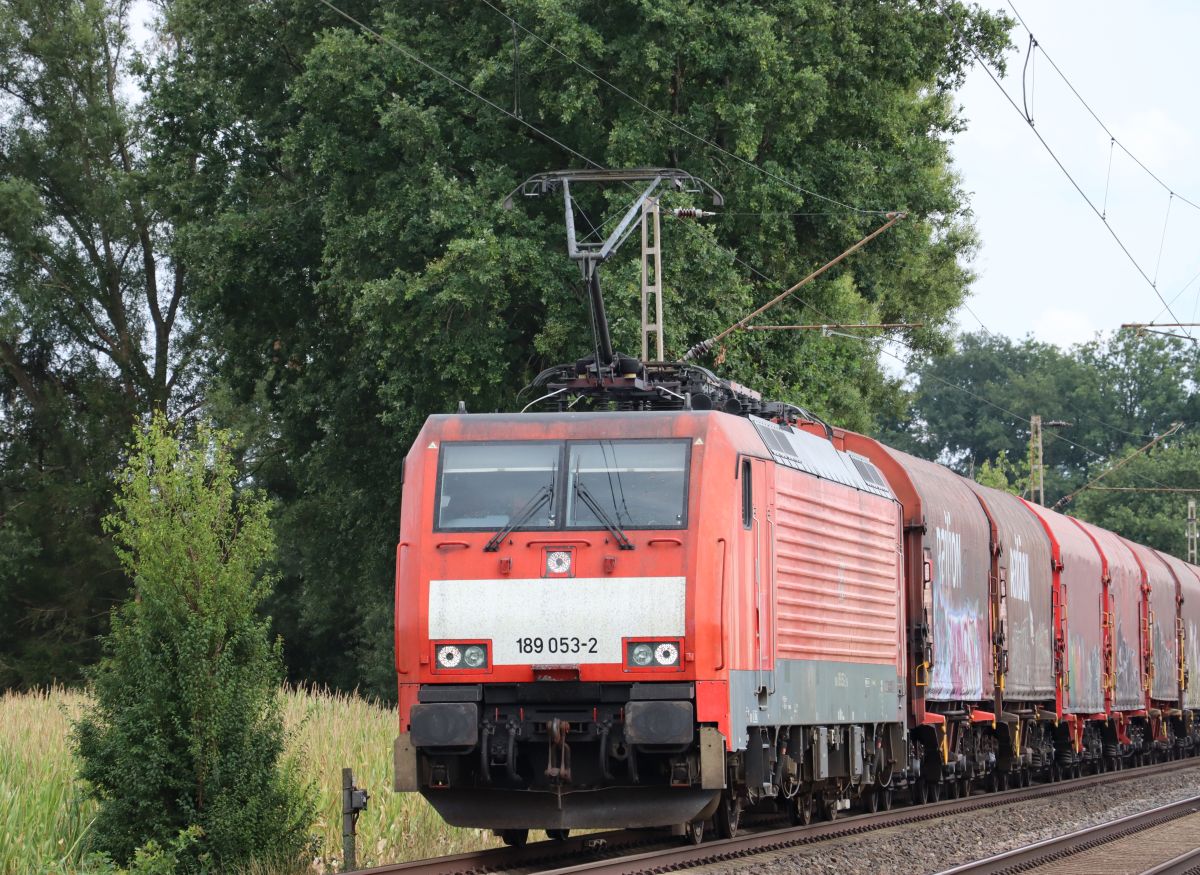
<box><xmin>342</xmin><ymin>767</ymin><xmax>369</xmax><ymax>872</ymax></box>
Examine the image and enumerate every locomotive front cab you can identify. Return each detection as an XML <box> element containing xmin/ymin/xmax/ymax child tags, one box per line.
<box><xmin>394</xmin><ymin>413</ymin><xmax>724</xmax><ymax>831</ymax></box>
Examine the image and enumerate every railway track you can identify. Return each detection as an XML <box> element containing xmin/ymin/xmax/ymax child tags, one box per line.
<box><xmin>354</xmin><ymin>757</ymin><xmax>1200</xmax><ymax>875</ymax></box>
<box><xmin>936</xmin><ymin>795</ymin><xmax>1200</xmax><ymax>875</ymax></box>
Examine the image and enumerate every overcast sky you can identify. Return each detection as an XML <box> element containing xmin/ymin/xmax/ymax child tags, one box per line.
<box><xmin>950</xmin><ymin>0</ymin><xmax>1200</xmax><ymax>347</ymax></box>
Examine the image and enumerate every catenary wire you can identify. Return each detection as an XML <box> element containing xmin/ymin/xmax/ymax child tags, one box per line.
<box><xmin>314</xmin><ymin>0</ymin><xmax>1174</xmax><ymax>492</ymax></box>
<box><xmin>693</xmin><ymin>222</ymin><xmax>1181</xmax><ymax>490</ymax></box>
<box><xmin>476</xmin><ymin>0</ymin><xmax>894</xmax><ymax>218</ymax></box>
<box><xmin>1148</xmin><ymin>265</ymin><xmax>1200</xmax><ymax>325</ymax></box>
<box><xmin>940</xmin><ymin>6</ymin><xmax>1193</xmax><ymax>340</ymax></box>
<box><xmin>1153</xmin><ymin>193</ymin><xmax>1174</xmax><ymax>287</ymax></box>
<box><xmin>1005</xmin><ymin>0</ymin><xmax>1200</xmax><ymax>214</ymax></box>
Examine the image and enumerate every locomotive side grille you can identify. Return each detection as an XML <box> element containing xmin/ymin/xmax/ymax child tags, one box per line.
<box><xmin>772</xmin><ymin>476</ymin><xmax>901</xmax><ymax>664</ymax></box>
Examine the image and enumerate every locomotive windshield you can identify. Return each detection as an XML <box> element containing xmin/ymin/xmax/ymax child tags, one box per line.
<box><xmin>437</xmin><ymin>442</ymin><xmax>558</xmax><ymax>530</ymax></box>
<box><xmin>435</xmin><ymin>439</ymin><xmax>688</xmax><ymax>531</ymax></box>
<box><xmin>566</xmin><ymin>441</ymin><xmax>688</xmax><ymax>529</ymax></box>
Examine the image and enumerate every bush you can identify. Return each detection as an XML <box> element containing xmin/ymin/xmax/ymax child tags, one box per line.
<box><xmin>74</xmin><ymin>415</ymin><xmax>314</xmax><ymax>871</ymax></box>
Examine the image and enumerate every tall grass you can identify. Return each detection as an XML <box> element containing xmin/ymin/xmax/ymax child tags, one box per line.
<box><xmin>0</xmin><ymin>687</ymin><xmax>96</xmax><ymax>875</ymax></box>
<box><xmin>283</xmin><ymin>686</ymin><xmax>498</xmax><ymax>871</ymax></box>
<box><xmin>0</xmin><ymin>686</ymin><xmax>498</xmax><ymax>874</ymax></box>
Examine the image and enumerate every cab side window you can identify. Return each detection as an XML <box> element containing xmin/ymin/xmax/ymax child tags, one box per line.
<box><xmin>741</xmin><ymin>459</ymin><xmax>752</xmax><ymax>529</ymax></box>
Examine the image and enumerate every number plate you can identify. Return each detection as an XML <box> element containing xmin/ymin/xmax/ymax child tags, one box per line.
<box><xmin>428</xmin><ymin>576</ymin><xmax>686</xmax><ymax>665</ymax></box>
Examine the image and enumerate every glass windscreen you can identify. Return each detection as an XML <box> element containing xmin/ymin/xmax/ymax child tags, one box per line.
<box><xmin>437</xmin><ymin>443</ymin><xmax>558</xmax><ymax>530</ymax></box>
<box><xmin>566</xmin><ymin>441</ymin><xmax>688</xmax><ymax>529</ymax></box>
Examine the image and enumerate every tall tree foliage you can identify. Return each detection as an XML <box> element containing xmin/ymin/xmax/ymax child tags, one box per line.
<box><xmin>1070</xmin><ymin>433</ymin><xmax>1200</xmax><ymax>558</ymax></box>
<box><xmin>884</xmin><ymin>330</ymin><xmax>1199</xmax><ymax>506</ymax></box>
<box><xmin>74</xmin><ymin>415</ymin><xmax>312</xmax><ymax>871</ymax></box>
<box><xmin>0</xmin><ymin>0</ymin><xmax>201</xmax><ymax>686</ymax></box>
<box><xmin>155</xmin><ymin>0</ymin><xmax>1011</xmax><ymax>694</ymax></box>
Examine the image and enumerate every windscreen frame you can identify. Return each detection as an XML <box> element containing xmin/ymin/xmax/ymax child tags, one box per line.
<box><xmin>564</xmin><ymin>438</ymin><xmax>692</xmax><ymax>531</ymax></box>
<box><xmin>433</xmin><ymin>438</ymin><xmax>692</xmax><ymax>533</ymax></box>
<box><xmin>434</xmin><ymin>440</ymin><xmax>562</xmax><ymax>533</ymax></box>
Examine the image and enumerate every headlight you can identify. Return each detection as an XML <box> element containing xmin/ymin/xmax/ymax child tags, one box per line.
<box><xmin>654</xmin><ymin>642</ymin><xmax>679</xmax><ymax>666</ymax></box>
<box><xmin>463</xmin><ymin>645</ymin><xmax>487</xmax><ymax>669</ymax></box>
<box><xmin>625</xmin><ymin>639</ymin><xmax>683</xmax><ymax>670</ymax></box>
<box><xmin>434</xmin><ymin>642</ymin><xmax>488</xmax><ymax>671</ymax></box>
<box><xmin>631</xmin><ymin>643</ymin><xmax>654</xmax><ymax>666</ymax></box>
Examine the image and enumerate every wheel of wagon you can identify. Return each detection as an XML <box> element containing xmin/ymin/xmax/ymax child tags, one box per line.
<box><xmin>881</xmin><ymin>787</ymin><xmax>894</xmax><ymax>810</ymax></box>
<box><xmin>997</xmin><ymin>771</ymin><xmax>1009</xmax><ymax>792</ymax></box>
<box><xmin>929</xmin><ymin>781</ymin><xmax>942</xmax><ymax>803</ymax></box>
<box><xmin>948</xmin><ymin>778</ymin><xmax>960</xmax><ymax>800</ymax></box>
<box><xmin>715</xmin><ymin>791</ymin><xmax>742</xmax><ymax>839</ymax></box>
<box><xmin>866</xmin><ymin>788</ymin><xmax>880</xmax><ymax>813</ymax></box>
<box><xmin>500</xmin><ymin>829</ymin><xmax>529</xmax><ymax>847</ymax></box>
<box><xmin>913</xmin><ymin>780</ymin><xmax>928</xmax><ymax>805</ymax></box>
<box><xmin>683</xmin><ymin>819</ymin><xmax>704</xmax><ymax>846</ymax></box>
<box><xmin>823</xmin><ymin>800</ymin><xmax>839</xmax><ymax>822</ymax></box>
<box><xmin>546</xmin><ymin>829</ymin><xmax>569</xmax><ymax>841</ymax></box>
<box><xmin>960</xmin><ymin>776</ymin><xmax>972</xmax><ymax>798</ymax></box>
<box><xmin>790</xmin><ymin>793</ymin><xmax>814</xmax><ymax>826</ymax></box>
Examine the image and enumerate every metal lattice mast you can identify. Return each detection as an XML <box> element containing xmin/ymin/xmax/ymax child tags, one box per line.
<box><xmin>641</xmin><ymin>197</ymin><xmax>664</xmax><ymax>362</ymax></box>
<box><xmin>1030</xmin><ymin>414</ymin><xmax>1045</xmax><ymax>506</ymax></box>
<box><xmin>1188</xmin><ymin>499</ymin><xmax>1197</xmax><ymax>564</ymax></box>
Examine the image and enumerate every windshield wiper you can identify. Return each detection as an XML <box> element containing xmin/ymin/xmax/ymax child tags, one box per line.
<box><xmin>573</xmin><ymin>480</ymin><xmax>634</xmax><ymax>550</ymax></box>
<box><xmin>484</xmin><ymin>485</ymin><xmax>553</xmax><ymax>552</ymax></box>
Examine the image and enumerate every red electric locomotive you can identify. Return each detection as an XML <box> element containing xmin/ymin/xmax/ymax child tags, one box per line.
<box><xmin>392</xmin><ymin>169</ymin><xmax>1200</xmax><ymax>844</ymax></box>
<box><xmin>393</xmin><ymin>397</ymin><xmax>907</xmax><ymax>841</ymax></box>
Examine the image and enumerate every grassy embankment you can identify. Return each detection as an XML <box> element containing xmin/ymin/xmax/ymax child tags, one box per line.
<box><xmin>0</xmin><ymin>686</ymin><xmax>499</xmax><ymax>874</ymax></box>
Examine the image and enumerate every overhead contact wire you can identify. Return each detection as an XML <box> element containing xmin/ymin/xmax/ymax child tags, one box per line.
<box><xmin>1153</xmin><ymin>192</ymin><xmax>1174</xmax><ymax>287</ymax></box>
<box><xmin>960</xmin><ymin>302</ymin><xmax>1155</xmax><ymax>441</ymax></box>
<box><xmin>706</xmin><ymin>235</ymin><xmax>1179</xmax><ymax>490</ymax></box>
<box><xmin>1006</xmin><ymin>0</ymin><xmax>1200</xmax><ymax>214</ymax></box>
<box><xmin>941</xmin><ymin>6</ymin><xmax>1193</xmax><ymax>339</ymax></box>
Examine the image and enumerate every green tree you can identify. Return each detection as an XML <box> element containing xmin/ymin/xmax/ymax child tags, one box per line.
<box><xmin>974</xmin><ymin>449</ymin><xmax>1026</xmax><ymax>495</ymax></box>
<box><xmin>1070</xmin><ymin>432</ymin><xmax>1200</xmax><ymax>558</ymax></box>
<box><xmin>883</xmin><ymin>330</ymin><xmax>1198</xmax><ymax>506</ymax></box>
<box><xmin>74</xmin><ymin>415</ymin><xmax>312</xmax><ymax>870</ymax></box>
<box><xmin>155</xmin><ymin>0</ymin><xmax>1012</xmax><ymax>693</ymax></box>
<box><xmin>0</xmin><ymin>0</ymin><xmax>203</xmax><ymax>686</ymax></box>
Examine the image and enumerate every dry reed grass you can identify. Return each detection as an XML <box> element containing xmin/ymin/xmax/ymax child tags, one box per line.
<box><xmin>0</xmin><ymin>685</ymin><xmax>499</xmax><ymax>874</ymax></box>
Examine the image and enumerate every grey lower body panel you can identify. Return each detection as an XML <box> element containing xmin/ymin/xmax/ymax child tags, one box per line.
<box><xmin>727</xmin><ymin>658</ymin><xmax>905</xmax><ymax>750</ymax></box>
<box><xmin>421</xmin><ymin>787</ymin><xmax>719</xmax><ymax>830</ymax></box>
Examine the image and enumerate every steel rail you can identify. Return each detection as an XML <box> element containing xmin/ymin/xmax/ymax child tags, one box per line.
<box><xmin>355</xmin><ymin>757</ymin><xmax>1200</xmax><ymax>875</ymax></box>
<box><xmin>934</xmin><ymin>795</ymin><xmax>1200</xmax><ymax>875</ymax></box>
<box><xmin>1142</xmin><ymin>845</ymin><xmax>1200</xmax><ymax>875</ymax></box>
